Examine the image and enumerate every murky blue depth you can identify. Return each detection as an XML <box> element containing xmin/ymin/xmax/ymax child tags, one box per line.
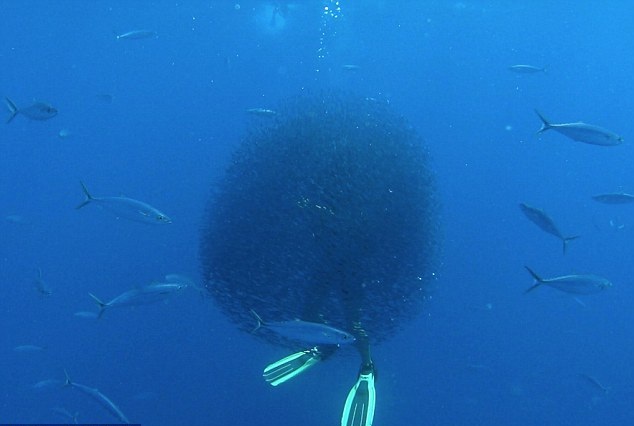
<box><xmin>1</xmin><ymin>2</ymin><xmax>633</xmax><ymax>425</ymax></box>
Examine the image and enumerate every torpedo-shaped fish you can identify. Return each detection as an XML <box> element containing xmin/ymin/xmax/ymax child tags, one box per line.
<box><xmin>524</xmin><ymin>266</ymin><xmax>612</xmax><ymax>295</ymax></box>
<box><xmin>250</xmin><ymin>310</ymin><xmax>355</xmax><ymax>345</ymax></box>
<box><xmin>579</xmin><ymin>373</ymin><xmax>610</xmax><ymax>393</ymax></box>
<box><xmin>63</xmin><ymin>370</ymin><xmax>130</xmax><ymax>424</ymax></box>
<box><xmin>5</xmin><ymin>97</ymin><xmax>57</xmax><ymax>123</ymax></box>
<box><xmin>34</xmin><ymin>267</ymin><xmax>52</xmax><ymax>297</ymax></box>
<box><xmin>535</xmin><ymin>110</ymin><xmax>623</xmax><ymax>146</ymax></box>
<box><xmin>89</xmin><ymin>282</ymin><xmax>185</xmax><ymax>318</ymax></box>
<box><xmin>592</xmin><ymin>192</ymin><xmax>634</xmax><ymax>204</ymax></box>
<box><xmin>519</xmin><ymin>203</ymin><xmax>579</xmax><ymax>254</ymax></box>
<box><xmin>246</xmin><ymin>108</ymin><xmax>277</xmax><ymax>117</ymax></box>
<box><xmin>508</xmin><ymin>64</ymin><xmax>546</xmax><ymax>74</ymax></box>
<box><xmin>115</xmin><ymin>30</ymin><xmax>157</xmax><ymax>40</ymax></box>
<box><xmin>76</xmin><ymin>181</ymin><xmax>171</xmax><ymax>224</ymax></box>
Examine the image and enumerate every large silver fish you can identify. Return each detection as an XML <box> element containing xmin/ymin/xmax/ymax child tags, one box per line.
<box><xmin>89</xmin><ymin>282</ymin><xmax>185</xmax><ymax>318</ymax></box>
<box><xmin>592</xmin><ymin>192</ymin><xmax>634</xmax><ymax>204</ymax></box>
<box><xmin>64</xmin><ymin>371</ymin><xmax>130</xmax><ymax>424</ymax></box>
<box><xmin>76</xmin><ymin>181</ymin><xmax>171</xmax><ymax>224</ymax></box>
<box><xmin>250</xmin><ymin>310</ymin><xmax>355</xmax><ymax>345</ymax></box>
<box><xmin>5</xmin><ymin>97</ymin><xmax>57</xmax><ymax>123</ymax></box>
<box><xmin>524</xmin><ymin>266</ymin><xmax>612</xmax><ymax>295</ymax></box>
<box><xmin>535</xmin><ymin>110</ymin><xmax>623</xmax><ymax>146</ymax></box>
<box><xmin>519</xmin><ymin>203</ymin><xmax>579</xmax><ymax>254</ymax></box>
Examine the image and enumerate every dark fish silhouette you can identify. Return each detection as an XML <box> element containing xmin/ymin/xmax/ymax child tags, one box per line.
<box><xmin>519</xmin><ymin>203</ymin><xmax>579</xmax><ymax>254</ymax></box>
<box><xmin>5</xmin><ymin>97</ymin><xmax>57</xmax><ymax>123</ymax></box>
<box><xmin>592</xmin><ymin>192</ymin><xmax>634</xmax><ymax>204</ymax></box>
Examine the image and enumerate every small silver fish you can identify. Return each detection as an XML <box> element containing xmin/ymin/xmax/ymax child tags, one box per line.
<box><xmin>535</xmin><ymin>110</ymin><xmax>623</xmax><ymax>146</ymax></box>
<box><xmin>342</xmin><ymin>64</ymin><xmax>360</xmax><ymax>71</ymax></box>
<box><xmin>5</xmin><ymin>97</ymin><xmax>57</xmax><ymax>123</ymax></box>
<box><xmin>33</xmin><ymin>379</ymin><xmax>62</xmax><ymax>390</ymax></box>
<box><xmin>74</xmin><ymin>311</ymin><xmax>99</xmax><ymax>319</ymax></box>
<box><xmin>89</xmin><ymin>282</ymin><xmax>185</xmax><ymax>318</ymax></box>
<box><xmin>4</xmin><ymin>214</ymin><xmax>28</xmax><ymax>224</ymax></box>
<box><xmin>34</xmin><ymin>267</ymin><xmax>52</xmax><ymax>297</ymax></box>
<box><xmin>76</xmin><ymin>181</ymin><xmax>171</xmax><ymax>224</ymax></box>
<box><xmin>250</xmin><ymin>309</ymin><xmax>355</xmax><ymax>345</ymax></box>
<box><xmin>579</xmin><ymin>373</ymin><xmax>610</xmax><ymax>393</ymax></box>
<box><xmin>519</xmin><ymin>203</ymin><xmax>579</xmax><ymax>254</ymax></box>
<box><xmin>592</xmin><ymin>192</ymin><xmax>634</xmax><ymax>204</ymax></box>
<box><xmin>95</xmin><ymin>93</ymin><xmax>114</xmax><ymax>104</ymax></box>
<box><xmin>13</xmin><ymin>344</ymin><xmax>45</xmax><ymax>352</ymax></box>
<box><xmin>509</xmin><ymin>64</ymin><xmax>546</xmax><ymax>74</ymax></box>
<box><xmin>115</xmin><ymin>29</ymin><xmax>157</xmax><ymax>40</ymax></box>
<box><xmin>524</xmin><ymin>266</ymin><xmax>612</xmax><ymax>295</ymax></box>
<box><xmin>246</xmin><ymin>108</ymin><xmax>277</xmax><ymax>117</ymax></box>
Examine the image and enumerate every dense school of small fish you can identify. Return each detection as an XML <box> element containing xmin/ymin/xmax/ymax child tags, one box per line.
<box><xmin>3</xmin><ymin>28</ymin><xmax>624</xmax><ymax>423</ymax></box>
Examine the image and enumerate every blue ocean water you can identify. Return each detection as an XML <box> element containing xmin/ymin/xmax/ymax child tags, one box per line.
<box><xmin>2</xmin><ymin>1</ymin><xmax>633</xmax><ymax>425</ymax></box>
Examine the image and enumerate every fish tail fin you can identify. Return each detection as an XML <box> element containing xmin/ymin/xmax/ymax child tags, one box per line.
<box><xmin>250</xmin><ymin>309</ymin><xmax>264</xmax><ymax>333</ymax></box>
<box><xmin>63</xmin><ymin>369</ymin><xmax>72</xmax><ymax>387</ymax></box>
<box><xmin>88</xmin><ymin>293</ymin><xmax>107</xmax><ymax>319</ymax></box>
<box><xmin>76</xmin><ymin>181</ymin><xmax>94</xmax><ymax>209</ymax></box>
<box><xmin>5</xmin><ymin>97</ymin><xmax>18</xmax><ymax>123</ymax></box>
<box><xmin>562</xmin><ymin>235</ymin><xmax>580</xmax><ymax>255</ymax></box>
<box><xmin>524</xmin><ymin>266</ymin><xmax>543</xmax><ymax>293</ymax></box>
<box><xmin>534</xmin><ymin>110</ymin><xmax>552</xmax><ymax>134</ymax></box>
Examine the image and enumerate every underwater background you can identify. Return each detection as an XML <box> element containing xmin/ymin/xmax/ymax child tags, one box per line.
<box><xmin>1</xmin><ymin>1</ymin><xmax>633</xmax><ymax>425</ymax></box>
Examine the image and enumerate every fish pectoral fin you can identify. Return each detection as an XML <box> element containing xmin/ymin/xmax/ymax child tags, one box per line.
<box><xmin>524</xmin><ymin>283</ymin><xmax>542</xmax><ymax>293</ymax></box>
<box><xmin>138</xmin><ymin>210</ymin><xmax>149</xmax><ymax>217</ymax></box>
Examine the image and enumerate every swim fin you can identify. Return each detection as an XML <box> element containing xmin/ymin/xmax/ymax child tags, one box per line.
<box><xmin>263</xmin><ymin>347</ymin><xmax>322</xmax><ymax>386</ymax></box>
<box><xmin>341</xmin><ymin>362</ymin><xmax>376</xmax><ymax>426</ymax></box>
